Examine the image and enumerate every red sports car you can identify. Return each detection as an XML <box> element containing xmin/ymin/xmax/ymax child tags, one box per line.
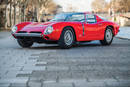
<box><xmin>12</xmin><ymin>12</ymin><xmax>119</xmax><ymax>48</ymax></box>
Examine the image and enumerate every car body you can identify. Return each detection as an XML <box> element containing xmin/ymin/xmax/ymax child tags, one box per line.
<box><xmin>12</xmin><ymin>12</ymin><xmax>120</xmax><ymax>48</ymax></box>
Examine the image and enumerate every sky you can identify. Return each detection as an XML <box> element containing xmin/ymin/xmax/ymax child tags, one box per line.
<box><xmin>54</xmin><ymin>0</ymin><xmax>111</xmax><ymax>12</ymax></box>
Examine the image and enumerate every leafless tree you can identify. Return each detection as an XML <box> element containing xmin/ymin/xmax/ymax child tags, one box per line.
<box><xmin>0</xmin><ymin>0</ymin><xmax>58</xmax><ymax>29</ymax></box>
<box><xmin>91</xmin><ymin>0</ymin><xmax>107</xmax><ymax>13</ymax></box>
<box><xmin>110</xmin><ymin>0</ymin><xmax>130</xmax><ymax>12</ymax></box>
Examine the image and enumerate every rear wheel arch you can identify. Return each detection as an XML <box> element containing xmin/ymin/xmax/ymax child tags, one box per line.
<box><xmin>106</xmin><ymin>25</ymin><xmax>115</xmax><ymax>36</ymax></box>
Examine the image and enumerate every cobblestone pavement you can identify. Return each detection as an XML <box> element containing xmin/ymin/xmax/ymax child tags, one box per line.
<box><xmin>0</xmin><ymin>31</ymin><xmax>130</xmax><ymax>87</ymax></box>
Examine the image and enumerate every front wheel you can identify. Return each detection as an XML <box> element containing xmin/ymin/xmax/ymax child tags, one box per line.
<box><xmin>17</xmin><ymin>39</ymin><xmax>33</xmax><ymax>48</ymax></box>
<box><xmin>100</xmin><ymin>27</ymin><xmax>113</xmax><ymax>45</ymax></box>
<box><xmin>58</xmin><ymin>27</ymin><xmax>75</xmax><ymax>49</ymax></box>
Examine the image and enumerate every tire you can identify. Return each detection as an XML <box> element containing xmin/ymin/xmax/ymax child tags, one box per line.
<box><xmin>58</xmin><ymin>27</ymin><xmax>75</xmax><ymax>49</ymax></box>
<box><xmin>17</xmin><ymin>39</ymin><xmax>33</xmax><ymax>48</ymax></box>
<box><xmin>100</xmin><ymin>27</ymin><xmax>113</xmax><ymax>45</ymax></box>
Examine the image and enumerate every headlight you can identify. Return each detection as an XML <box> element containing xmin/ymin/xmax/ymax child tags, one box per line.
<box><xmin>12</xmin><ymin>26</ymin><xmax>17</xmax><ymax>33</ymax></box>
<box><xmin>44</xmin><ymin>26</ymin><xmax>53</xmax><ymax>35</ymax></box>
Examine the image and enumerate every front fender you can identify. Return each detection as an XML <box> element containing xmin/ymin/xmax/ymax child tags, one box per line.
<box><xmin>52</xmin><ymin>22</ymin><xmax>83</xmax><ymax>41</ymax></box>
<box><xmin>15</xmin><ymin>22</ymin><xmax>32</xmax><ymax>33</ymax></box>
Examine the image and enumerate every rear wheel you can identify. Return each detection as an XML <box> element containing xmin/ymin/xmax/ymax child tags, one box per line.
<box><xmin>100</xmin><ymin>27</ymin><xmax>113</xmax><ymax>45</ymax></box>
<box><xmin>58</xmin><ymin>27</ymin><xmax>75</xmax><ymax>49</ymax></box>
<box><xmin>17</xmin><ymin>39</ymin><xmax>33</xmax><ymax>48</ymax></box>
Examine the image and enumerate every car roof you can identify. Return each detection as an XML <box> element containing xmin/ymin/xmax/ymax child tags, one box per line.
<box><xmin>60</xmin><ymin>12</ymin><xmax>96</xmax><ymax>15</ymax></box>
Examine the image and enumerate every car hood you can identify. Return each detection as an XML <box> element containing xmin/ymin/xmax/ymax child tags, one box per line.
<box><xmin>20</xmin><ymin>22</ymin><xmax>57</xmax><ymax>32</ymax></box>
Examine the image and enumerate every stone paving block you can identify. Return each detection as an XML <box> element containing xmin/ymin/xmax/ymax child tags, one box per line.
<box><xmin>88</xmin><ymin>78</ymin><xmax>117</xmax><ymax>82</ymax></box>
<box><xmin>58</xmin><ymin>71</ymin><xmax>72</xmax><ymax>79</ymax></box>
<box><xmin>29</xmin><ymin>77</ymin><xmax>44</xmax><ymax>82</ymax></box>
<box><xmin>105</xmin><ymin>81</ymin><xmax>130</xmax><ymax>87</ymax></box>
<box><xmin>59</xmin><ymin>79</ymin><xmax>87</xmax><ymax>83</ymax></box>
<box><xmin>14</xmin><ymin>62</ymin><xmax>26</xmax><ymax>67</ymax></box>
<box><xmin>26</xmin><ymin>59</ymin><xmax>37</xmax><ymax>62</ymax></box>
<box><xmin>1</xmin><ymin>71</ymin><xmax>18</xmax><ymax>79</ymax></box>
<box><xmin>43</xmin><ymin>80</ymin><xmax>56</xmax><ymax>84</ymax></box>
<box><xmin>28</xmin><ymin>81</ymin><xmax>42</xmax><ymax>87</ymax></box>
<box><xmin>23</xmin><ymin>66</ymin><xmax>46</xmax><ymax>71</ymax></box>
<box><xmin>0</xmin><ymin>83</ymin><xmax>10</xmax><ymax>87</ymax></box>
<box><xmin>84</xmin><ymin>71</ymin><xmax>115</xmax><ymax>82</ymax></box>
<box><xmin>71</xmin><ymin>71</ymin><xmax>85</xmax><ymax>79</ymax></box>
<box><xmin>46</xmin><ymin>66</ymin><xmax>69</xmax><ymax>71</ymax></box>
<box><xmin>69</xmin><ymin>66</ymin><xmax>80</xmax><ymax>71</ymax></box>
<box><xmin>89</xmin><ymin>77</ymin><xmax>117</xmax><ymax>82</ymax></box>
<box><xmin>1</xmin><ymin>70</ymin><xmax>32</xmax><ymax>78</ymax></box>
<box><xmin>35</xmin><ymin>62</ymin><xmax>47</xmax><ymax>66</ymax></box>
<box><xmin>9</xmin><ymin>83</ymin><xmax>26</xmax><ymax>87</ymax></box>
<box><xmin>74</xmin><ymin>81</ymin><xmax>107</xmax><ymax>87</ymax></box>
<box><xmin>29</xmin><ymin>71</ymin><xmax>45</xmax><ymax>81</ymax></box>
<box><xmin>9</xmin><ymin>67</ymin><xmax>22</xmax><ymax>71</ymax></box>
<box><xmin>18</xmin><ymin>71</ymin><xmax>33</xmax><ymax>75</ymax></box>
<box><xmin>29</xmin><ymin>56</ymin><xmax>39</xmax><ymax>58</ymax></box>
<box><xmin>1</xmin><ymin>63</ymin><xmax>14</xmax><ymax>68</ymax></box>
<box><xmin>43</xmin><ymin>82</ymin><xmax>73</xmax><ymax>87</ymax></box>
<box><xmin>16</xmin><ymin>73</ymin><xmax>31</xmax><ymax>77</ymax></box>
<box><xmin>0</xmin><ymin>77</ymin><xmax>28</xmax><ymax>84</ymax></box>
<box><xmin>0</xmin><ymin>67</ymin><xmax>22</xmax><ymax>71</ymax></box>
<box><xmin>37</xmin><ymin>59</ymin><xmax>56</xmax><ymax>63</ymax></box>
<box><xmin>113</xmin><ymin>74</ymin><xmax>130</xmax><ymax>81</ymax></box>
<box><xmin>30</xmin><ymin>70</ymin><xmax>57</xmax><ymax>81</ymax></box>
<box><xmin>0</xmin><ymin>70</ymin><xmax>8</xmax><ymax>76</ymax></box>
<box><xmin>1</xmin><ymin>75</ymin><xmax>16</xmax><ymax>79</ymax></box>
<box><xmin>24</xmin><ymin>60</ymin><xmax>37</xmax><ymax>65</ymax></box>
<box><xmin>44</xmin><ymin>71</ymin><xmax>58</xmax><ymax>81</ymax></box>
<box><xmin>78</xmin><ymin>65</ymin><xmax>93</xmax><ymax>71</ymax></box>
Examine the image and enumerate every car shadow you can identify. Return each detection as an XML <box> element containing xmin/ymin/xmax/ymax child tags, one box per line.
<box><xmin>29</xmin><ymin>43</ymin><xmax>103</xmax><ymax>50</ymax></box>
<box><xmin>30</xmin><ymin>45</ymin><xmax>60</xmax><ymax>50</ymax></box>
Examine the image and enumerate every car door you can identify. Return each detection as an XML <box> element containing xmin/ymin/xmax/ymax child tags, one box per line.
<box><xmin>83</xmin><ymin>14</ymin><xmax>100</xmax><ymax>40</ymax></box>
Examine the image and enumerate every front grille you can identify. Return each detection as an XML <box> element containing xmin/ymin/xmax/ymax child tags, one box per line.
<box><xmin>17</xmin><ymin>31</ymin><xmax>27</xmax><ymax>33</ymax></box>
<box><xmin>30</xmin><ymin>31</ymin><xmax>42</xmax><ymax>34</ymax></box>
<box><xmin>17</xmin><ymin>37</ymin><xmax>45</xmax><ymax>42</ymax></box>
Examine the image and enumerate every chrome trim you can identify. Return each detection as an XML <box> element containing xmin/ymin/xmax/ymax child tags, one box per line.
<box><xmin>14</xmin><ymin>33</ymin><xmax>42</xmax><ymax>37</ymax></box>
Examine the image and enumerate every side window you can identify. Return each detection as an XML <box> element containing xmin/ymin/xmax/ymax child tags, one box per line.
<box><xmin>67</xmin><ymin>14</ymin><xmax>85</xmax><ymax>22</ymax></box>
<box><xmin>86</xmin><ymin>14</ymin><xmax>97</xmax><ymax>24</ymax></box>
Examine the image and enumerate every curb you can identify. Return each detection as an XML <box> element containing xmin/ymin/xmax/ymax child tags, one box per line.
<box><xmin>116</xmin><ymin>36</ymin><xmax>130</xmax><ymax>40</ymax></box>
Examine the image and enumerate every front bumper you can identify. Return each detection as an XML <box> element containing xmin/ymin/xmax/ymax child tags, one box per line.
<box><xmin>12</xmin><ymin>32</ymin><xmax>57</xmax><ymax>43</ymax></box>
<box><xmin>13</xmin><ymin>33</ymin><xmax>42</xmax><ymax>37</ymax></box>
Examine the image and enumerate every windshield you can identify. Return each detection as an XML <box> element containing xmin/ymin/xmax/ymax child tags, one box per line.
<box><xmin>50</xmin><ymin>13</ymin><xmax>85</xmax><ymax>22</ymax></box>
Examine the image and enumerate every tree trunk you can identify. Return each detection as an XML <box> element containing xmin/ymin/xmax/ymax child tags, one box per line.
<box><xmin>5</xmin><ymin>3</ymin><xmax>8</xmax><ymax>29</ymax></box>
<box><xmin>13</xmin><ymin>0</ymin><xmax>16</xmax><ymax>25</ymax></box>
<box><xmin>23</xmin><ymin>6</ymin><xmax>26</xmax><ymax>21</ymax></box>
<box><xmin>9</xmin><ymin>0</ymin><xmax>12</xmax><ymax>27</ymax></box>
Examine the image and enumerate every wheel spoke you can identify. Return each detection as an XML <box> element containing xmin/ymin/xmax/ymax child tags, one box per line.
<box><xmin>64</xmin><ymin>30</ymin><xmax>73</xmax><ymax>45</ymax></box>
<box><xmin>106</xmin><ymin>29</ymin><xmax>112</xmax><ymax>43</ymax></box>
